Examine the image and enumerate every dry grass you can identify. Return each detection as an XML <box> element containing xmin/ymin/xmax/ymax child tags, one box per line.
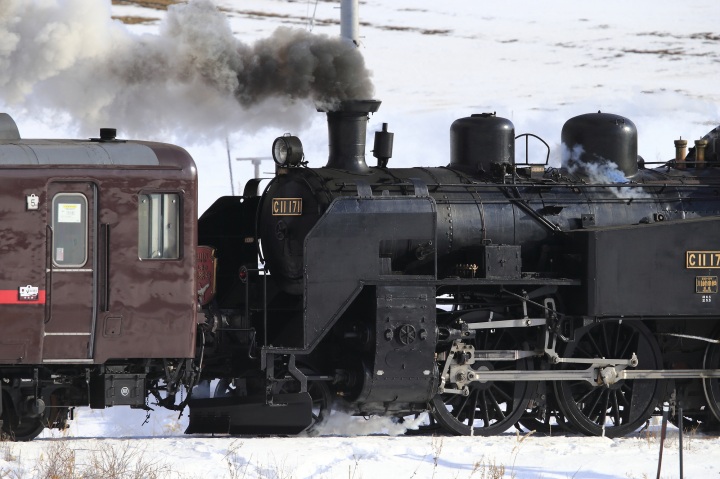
<box><xmin>111</xmin><ymin>16</ymin><xmax>158</xmax><ymax>25</ymax></box>
<box><xmin>36</xmin><ymin>442</ymin><xmax>77</xmax><ymax>479</ymax></box>
<box><xmin>110</xmin><ymin>0</ymin><xmax>177</xmax><ymax>24</ymax></box>
<box><xmin>0</xmin><ymin>442</ymin><xmax>18</xmax><ymax>463</ymax></box>
<box><xmin>112</xmin><ymin>0</ymin><xmax>179</xmax><ymax>10</ymax></box>
<box><xmin>26</xmin><ymin>440</ymin><xmax>175</xmax><ymax>479</ymax></box>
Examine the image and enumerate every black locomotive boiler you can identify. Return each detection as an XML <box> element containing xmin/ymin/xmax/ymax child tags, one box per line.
<box><xmin>191</xmin><ymin>100</ymin><xmax>720</xmax><ymax>438</ymax></box>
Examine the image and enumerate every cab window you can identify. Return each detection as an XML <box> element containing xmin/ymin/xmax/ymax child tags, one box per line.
<box><xmin>138</xmin><ymin>193</ymin><xmax>180</xmax><ymax>259</ymax></box>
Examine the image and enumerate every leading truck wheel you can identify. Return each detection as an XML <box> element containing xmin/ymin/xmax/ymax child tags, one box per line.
<box><xmin>276</xmin><ymin>373</ymin><xmax>333</xmax><ymax>433</ymax></box>
<box><xmin>431</xmin><ymin>329</ymin><xmax>536</xmax><ymax>436</ymax></box>
<box><xmin>554</xmin><ymin>320</ymin><xmax>663</xmax><ymax>437</ymax></box>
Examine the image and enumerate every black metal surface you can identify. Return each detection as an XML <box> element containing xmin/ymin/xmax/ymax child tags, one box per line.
<box><xmin>90</xmin><ymin>374</ymin><xmax>146</xmax><ymax>407</ymax></box>
<box><xmin>351</xmin><ymin>285</ymin><xmax>437</xmax><ymax>406</ymax></box>
<box><xmin>450</xmin><ymin>113</ymin><xmax>515</xmax><ymax>173</ymax></box>
<box><xmin>321</xmin><ymin>99</ymin><xmax>381</xmax><ymax>172</ymax></box>
<box><xmin>568</xmin><ymin>216</ymin><xmax>720</xmax><ymax>317</ymax></box>
<box><xmin>303</xmin><ymin>196</ymin><xmax>436</xmax><ymax>350</ymax></box>
<box><xmin>198</xmin><ymin>196</ymin><xmax>260</xmax><ymax>308</ymax></box>
<box><xmin>185</xmin><ymin>393</ymin><xmax>312</xmax><ymax>435</ymax></box>
<box><xmin>482</xmin><ymin>245</ymin><xmax>521</xmax><ymax>279</ymax></box>
<box><xmin>373</xmin><ymin>123</ymin><xmax>394</xmax><ymax>167</ymax></box>
<box><xmin>562</xmin><ymin>112</ymin><xmax>638</xmax><ymax>177</ymax></box>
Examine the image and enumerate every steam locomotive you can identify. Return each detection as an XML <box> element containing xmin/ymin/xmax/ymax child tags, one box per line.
<box><xmin>192</xmin><ymin>100</ymin><xmax>720</xmax><ymax>438</ymax></box>
<box><xmin>1</xmin><ymin>100</ymin><xmax>720</xmax><ymax>440</ymax></box>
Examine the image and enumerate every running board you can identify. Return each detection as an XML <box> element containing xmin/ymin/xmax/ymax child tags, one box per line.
<box><xmin>185</xmin><ymin>393</ymin><xmax>312</xmax><ymax>435</ymax></box>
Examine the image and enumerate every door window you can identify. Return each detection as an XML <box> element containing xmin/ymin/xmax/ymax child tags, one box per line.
<box><xmin>52</xmin><ymin>193</ymin><xmax>88</xmax><ymax>267</ymax></box>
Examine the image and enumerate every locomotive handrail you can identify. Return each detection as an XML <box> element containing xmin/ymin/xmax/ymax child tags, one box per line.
<box><xmin>100</xmin><ymin>223</ymin><xmax>110</xmax><ymax>312</ymax></box>
<box><xmin>330</xmin><ymin>180</ymin><xmax>720</xmax><ymax>191</ymax></box>
<box><xmin>514</xmin><ymin>133</ymin><xmax>550</xmax><ymax>166</ymax></box>
<box><xmin>503</xmin><ymin>185</ymin><xmax>564</xmax><ymax>233</ymax></box>
<box><xmin>243</xmin><ymin>267</ymin><xmax>268</xmax><ymax>346</ymax></box>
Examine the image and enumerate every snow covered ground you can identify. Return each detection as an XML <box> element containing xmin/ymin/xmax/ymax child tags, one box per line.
<box><xmin>1</xmin><ymin>0</ymin><xmax>720</xmax><ymax>477</ymax></box>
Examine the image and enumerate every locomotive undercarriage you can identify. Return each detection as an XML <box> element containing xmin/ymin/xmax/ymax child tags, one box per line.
<box><xmin>192</xmin><ymin>280</ymin><xmax>720</xmax><ymax>438</ymax></box>
<box><xmin>0</xmin><ymin>358</ymin><xmax>194</xmax><ymax>441</ymax></box>
<box><xmin>431</xmin><ymin>288</ymin><xmax>720</xmax><ymax>437</ymax></box>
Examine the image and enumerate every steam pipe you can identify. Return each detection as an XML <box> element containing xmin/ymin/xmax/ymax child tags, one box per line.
<box><xmin>695</xmin><ymin>139</ymin><xmax>708</xmax><ymax>169</ymax></box>
<box><xmin>674</xmin><ymin>137</ymin><xmax>687</xmax><ymax>170</ymax></box>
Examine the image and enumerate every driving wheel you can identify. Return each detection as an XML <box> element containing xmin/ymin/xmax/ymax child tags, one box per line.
<box><xmin>431</xmin><ymin>328</ymin><xmax>536</xmax><ymax>436</ymax></box>
<box><xmin>554</xmin><ymin>320</ymin><xmax>663</xmax><ymax>437</ymax></box>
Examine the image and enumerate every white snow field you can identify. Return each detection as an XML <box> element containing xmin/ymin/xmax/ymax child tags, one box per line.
<box><xmin>1</xmin><ymin>0</ymin><xmax>720</xmax><ymax>477</ymax></box>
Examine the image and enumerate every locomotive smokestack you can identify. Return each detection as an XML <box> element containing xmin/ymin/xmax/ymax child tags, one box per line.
<box><xmin>319</xmin><ymin>100</ymin><xmax>381</xmax><ymax>173</ymax></box>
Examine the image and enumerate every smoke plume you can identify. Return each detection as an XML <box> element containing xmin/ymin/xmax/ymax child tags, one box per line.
<box><xmin>0</xmin><ymin>0</ymin><xmax>374</xmax><ymax>140</ymax></box>
<box><xmin>561</xmin><ymin>143</ymin><xmax>650</xmax><ymax>199</ymax></box>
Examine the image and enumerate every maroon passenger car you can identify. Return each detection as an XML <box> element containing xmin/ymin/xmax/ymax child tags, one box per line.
<box><xmin>0</xmin><ymin>113</ymin><xmax>198</xmax><ymax>440</ymax></box>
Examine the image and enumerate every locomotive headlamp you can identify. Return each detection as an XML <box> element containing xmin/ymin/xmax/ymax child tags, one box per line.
<box><xmin>272</xmin><ymin>135</ymin><xmax>304</xmax><ymax>167</ymax></box>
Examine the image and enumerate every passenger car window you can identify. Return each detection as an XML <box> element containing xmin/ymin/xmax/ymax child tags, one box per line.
<box><xmin>138</xmin><ymin>193</ymin><xmax>180</xmax><ymax>259</ymax></box>
<box><xmin>52</xmin><ymin>193</ymin><xmax>88</xmax><ymax>267</ymax></box>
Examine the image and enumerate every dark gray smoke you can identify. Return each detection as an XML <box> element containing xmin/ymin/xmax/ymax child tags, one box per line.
<box><xmin>0</xmin><ymin>0</ymin><xmax>374</xmax><ymax>140</ymax></box>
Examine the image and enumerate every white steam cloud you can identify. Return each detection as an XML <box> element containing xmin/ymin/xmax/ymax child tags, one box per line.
<box><xmin>561</xmin><ymin>143</ymin><xmax>650</xmax><ymax>199</ymax></box>
<box><xmin>303</xmin><ymin>410</ymin><xmax>430</xmax><ymax>437</ymax></box>
<box><xmin>0</xmin><ymin>0</ymin><xmax>374</xmax><ymax>140</ymax></box>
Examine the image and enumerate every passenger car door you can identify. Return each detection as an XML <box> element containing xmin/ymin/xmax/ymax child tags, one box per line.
<box><xmin>43</xmin><ymin>181</ymin><xmax>97</xmax><ymax>362</ymax></box>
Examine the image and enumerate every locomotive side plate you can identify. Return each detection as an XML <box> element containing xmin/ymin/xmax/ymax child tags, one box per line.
<box><xmin>696</xmin><ymin>276</ymin><xmax>718</xmax><ymax>294</ymax></box>
<box><xmin>686</xmin><ymin>251</ymin><xmax>720</xmax><ymax>268</ymax></box>
<box><xmin>272</xmin><ymin>198</ymin><xmax>302</xmax><ymax>216</ymax></box>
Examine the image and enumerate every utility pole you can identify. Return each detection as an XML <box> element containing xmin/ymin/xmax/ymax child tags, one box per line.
<box><xmin>340</xmin><ymin>0</ymin><xmax>358</xmax><ymax>46</ymax></box>
<box><xmin>226</xmin><ymin>137</ymin><xmax>235</xmax><ymax>196</ymax></box>
<box><xmin>236</xmin><ymin>157</ymin><xmax>272</xmax><ymax>180</ymax></box>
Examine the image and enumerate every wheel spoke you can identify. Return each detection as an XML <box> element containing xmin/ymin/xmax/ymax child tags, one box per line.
<box><xmin>574</xmin><ymin>343</ymin><xmax>595</xmax><ymax>360</ymax></box>
<box><xmin>611</xmin><ymin>391</ymin><xmax>621</xmax><ymax>426</ymax></box>
<box><xmin>587</xmin><ymin>333</ymin><xmax>604</xmax><ymax>358</ymax></box>
<box><xmin>582</xmin><ymin>388</ymin><xmax>605</xmax><ymax>422</ymax></box>
<box><xmin>486</xmin><ymin>389</ymin><xmax>506</xmax><ymax>421</ymax></box>
<box><xmin>466</xmin><ymin>389</ymin><xmax>479</xmax><ymax>426</ymax></box>
<box><xmin>574</xmin><ymin>384</ymin><xmax>598</xmax><ymax>405</ymax></box>
<box><xmin>600</xmin><ymin>322</ymin><xmax>611</xmax><ymax>358</ymax></box>
<box><xmin>612</xmin><ymin>323</ymin><xmax>622</xmax><ymax>358</ymax></box>
<box><xmin>489</xmin><ymin>383</ymin><xmax>512</xmax><ymax>403</ymax></box>
<box><xmin>616</xmin><ymin>330</ymin><xmax>636</xmax><ymax>361</ymax></box>
<box><xmin>618</xmin><ymin>383</ymin><xmax>633</xmax><ymax>407</ymax></box>
<box><xmin>600</xmin><ymin>390</ymin><xmax>610</xmax><ymax>426</ymax></box>
<box><xmin>455</xmin><ymin>393</ymin><xmax>471</xmax><ymax>418</ymax></box>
